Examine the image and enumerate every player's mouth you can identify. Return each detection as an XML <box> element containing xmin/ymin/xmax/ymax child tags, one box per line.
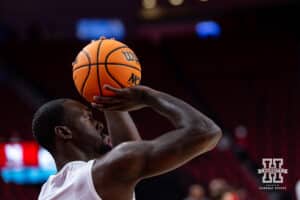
<box><xmin>100</xmin><ymin>130</ymin><xmax>112</xmax><ymax>147</ymax></box>
<box><xmin>95</xmin><ymin>123</ymin><xmax>112</xmax><ymax>147</ymax></box>
<box><xmin>103</xmin><ymin>135</ymin><xmax>112</xmax><ymax>147</ymax></box>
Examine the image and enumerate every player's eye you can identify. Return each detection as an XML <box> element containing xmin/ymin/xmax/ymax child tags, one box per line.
<box><xmin>88</xmin><ymin>113</ymin><xmax>94</xmax><ymax>120</ymax></box>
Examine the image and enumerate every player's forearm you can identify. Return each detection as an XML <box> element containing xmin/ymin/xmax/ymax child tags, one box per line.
<box><xmin>143</xmin><ymin>89</ymin><xmax>220</xmax><ymax>134</ymax></box>
<box><xmin>134</xmin><ymin>89</ymin><xmax>222</xmax><ymax>178</ymax></box>
<box><xmin>104</xmin><ymin>111</ymin><xmax>141</xmax><ymax>146</ymax></box>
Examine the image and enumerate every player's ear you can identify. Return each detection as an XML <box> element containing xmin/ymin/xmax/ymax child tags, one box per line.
<box><xmin>54</xmin><ymin>126</ymin><xmax>72</xmax><ymax>140</ymax></box>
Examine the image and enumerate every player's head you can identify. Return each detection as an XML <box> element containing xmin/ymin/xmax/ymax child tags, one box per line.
<box><xmin>32</xmin><ymin>98</ymin><xmax>111</xmax><ymax>156</ymax></box>
<box><xmin>188</xmin><ymin>184</ymin><xmax>205</xmax><ymax>200</ymax></box>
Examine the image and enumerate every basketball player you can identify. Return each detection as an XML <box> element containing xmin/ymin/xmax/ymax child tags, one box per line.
<box><xmin>33</xmin><ymin>85</ymin><xmax>222</xmax><ymax>200</ymax></box>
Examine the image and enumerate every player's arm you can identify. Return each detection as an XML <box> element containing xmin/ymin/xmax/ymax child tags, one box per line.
<box><xmin>93</xmin><ymin>85</ymin><xmax>222</xmax><ymax>181</ymax></box>
<box><xmin>101</xmin><ymin>111</ymin><xmax>141</xmax><ymax>146</ymax></box>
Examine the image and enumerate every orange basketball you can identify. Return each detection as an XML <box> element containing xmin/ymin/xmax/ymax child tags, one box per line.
<box><xmin>72</xmin><ymin>37</ymin><xmax>142</xmax><ymax>102</ymax></box>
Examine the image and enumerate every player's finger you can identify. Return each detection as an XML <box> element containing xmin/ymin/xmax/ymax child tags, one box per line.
<box><xmin>92</xmin><ymin>100</ymin><xmax>129</xmax><ymax>109</ymax></box>
<box><xmin>103</xmin><ymin>85</ymin><xmax>123</xmax><ymax>93</ymax></box>
<box><xmin>91</xmin><ymin>102</ymin><xmax>104</xmax><ymax>109</ymax></box>
<box><xmin>93</xmin><ymin>96</ymin><xmax>123</xmax><ymax>103</ymax></box>
<box><xmin>91</xmin><ymin>103</ymin><xmax>122</xmax><ymax>111</ymax></box>
<box><xmin>94</xmin><ymin>102</ymin><xmax>131</xmax><ymax>111</ymax></box>
<box><xmin>102</xmin><ymin>105</ymin><xmax>128</xmax><ymax>111</ymax></box>
<box><xmin>92</xmin><ymin>101</ymin><xmax>123</xmax><ymax>109</ymax></box>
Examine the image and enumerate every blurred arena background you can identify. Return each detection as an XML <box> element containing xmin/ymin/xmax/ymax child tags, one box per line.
<box><xmin>0</xmin><ymin>0</ymin><xmax>299</xmax><ymax>199</ymax></box>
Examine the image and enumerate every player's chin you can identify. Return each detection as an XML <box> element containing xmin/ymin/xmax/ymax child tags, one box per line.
<box><xmin>99</xmin><ymin>143</ymin><xmax>112</xmax><ymax>154</ymax></box>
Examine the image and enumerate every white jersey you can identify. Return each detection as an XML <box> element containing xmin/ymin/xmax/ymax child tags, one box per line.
<box><xmin>38</xmin><ymin>160</ymin><xmax>135</xmax><ymax>200</ymax></box>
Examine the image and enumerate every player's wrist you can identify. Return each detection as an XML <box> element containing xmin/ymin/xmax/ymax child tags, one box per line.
<box><xmin>139</xmin><ymin>86</ymin><xmax>160</xmax><ymax>107</ymax></box>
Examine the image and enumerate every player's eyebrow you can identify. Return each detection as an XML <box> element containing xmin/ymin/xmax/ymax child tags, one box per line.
<box><xmin>83</xmin><ymin>107</ymin><xmax>92</xmax><ymax>115</ymax></box>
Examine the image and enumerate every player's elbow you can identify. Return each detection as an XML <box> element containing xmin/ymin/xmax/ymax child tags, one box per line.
<box><xmin>206</xmin><ymin>129</ymin><xmax>222</xmax><ymax>151</ymax></box>
<box><xmin>190</xmin><ymin>124</ymin><xmax>222</xmax><ymax>151</ymax></box>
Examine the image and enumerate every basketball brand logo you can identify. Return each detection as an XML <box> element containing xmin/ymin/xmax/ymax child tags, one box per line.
<box><xmin>122</xmin><ymin>51</ymin><xmax>139</xmax><ymax>63</ymax></box>
<box><xmin>258</xmin><ymin>158</ymin><xmax>288</xmax><ymax>185</ymax></box>
<box><xmin>128</xmin><ymin>73</ymin><xmax>141</xmax><ymax>86</ymax></box>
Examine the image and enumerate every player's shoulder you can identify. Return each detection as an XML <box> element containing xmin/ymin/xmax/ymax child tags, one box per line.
<box><xmin>94</xmin><ymin>141</ymin><xmax>151</xmax><ymax>167</ymax></box>
<box><xmin>92</xmin><ymin>141</ymin><xmax>153</xmax><ymax>184</ymax></box>
<box><xmin>39</xmin><ymin>160</ymin><xmax>95</xmax><ymax>200</ymax></box>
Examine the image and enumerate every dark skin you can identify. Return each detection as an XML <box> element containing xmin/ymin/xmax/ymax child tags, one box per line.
<box><xmin>52</xmin><ymin>85</ymin><xmax>222</xmax><ymax>200</ymax></box>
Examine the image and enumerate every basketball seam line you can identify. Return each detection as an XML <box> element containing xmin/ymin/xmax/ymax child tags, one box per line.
<box><xmin>81</xmin><ymin>50</ymin><xmax>92</xmax><ymax>96</ymax></box>
<box><xmin>104</xmin><ymin>46</ymin><xmax>128</xmax><ymax>88</ymax></box>
<box><xmin>96</xmin><ymin>40</ymin><xmax>104</xmax><ymax>96</ymax></box>
<box><xmin>72</xmin><ymin>62</ymin><xmax>141</xmax><ymax>72</ymax></box>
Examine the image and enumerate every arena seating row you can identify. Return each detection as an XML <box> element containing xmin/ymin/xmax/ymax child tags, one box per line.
<box><xmin>0</xmin><ymin>85</ymin><xmax>33</xmax><ymax>140</ymax></box>
<box><xmin>162</xmin><ymin>36</ymin><xmax>300</xmax><ymax>193</ymax></box>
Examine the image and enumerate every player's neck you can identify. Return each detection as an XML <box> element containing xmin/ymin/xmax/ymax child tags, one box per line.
<box><xmin>53</xmin><ymin>142</ymin><xmax>102</xmax><ymax>171</ymax></box>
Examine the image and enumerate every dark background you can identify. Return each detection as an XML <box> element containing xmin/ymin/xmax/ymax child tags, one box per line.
<box><xmin>0</xmin><ymin>0</ymin><xmax>299</xmax><ymax>199</ymax></box>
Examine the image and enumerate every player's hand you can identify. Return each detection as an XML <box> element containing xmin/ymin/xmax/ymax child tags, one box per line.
<box><xmin>92</xmin><ymin>85</ymin><xmax>152</xmax><ymax>111</ymax></box>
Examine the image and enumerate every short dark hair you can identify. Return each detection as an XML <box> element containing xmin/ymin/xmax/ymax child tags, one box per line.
<box><xmin>32</xmin><ymin>99</ymin><xmax>68</xmax><ymax>151</ymax></box>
